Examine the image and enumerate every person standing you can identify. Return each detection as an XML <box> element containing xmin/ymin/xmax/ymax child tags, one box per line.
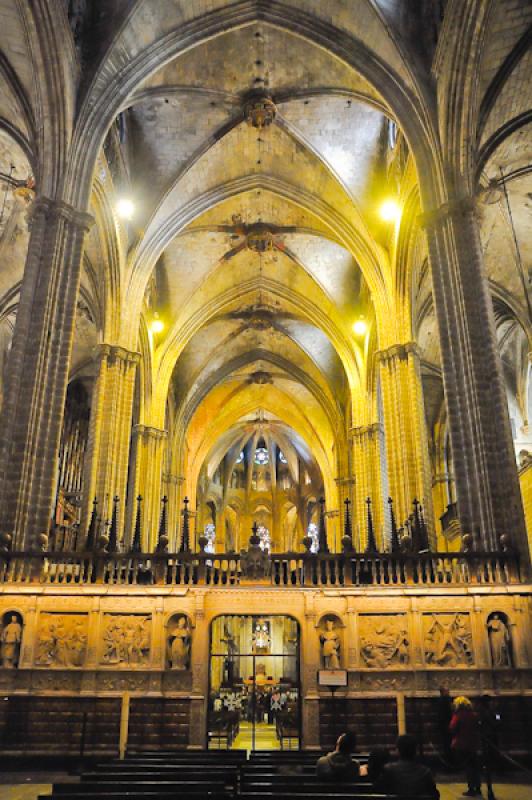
<box><xmin>449</xmin><ymin>696</ymin><xmax>481</xmax><ymax>797</ymax></box>
<box><xmin>437</xmin><ymin>686</ymin><xmax>453</xmax><ymax>760</ymax></box>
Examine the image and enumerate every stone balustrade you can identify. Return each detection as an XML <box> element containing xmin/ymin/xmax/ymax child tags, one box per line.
<box><xmin>0</xmin><ymin>549</ymin><xmax>520</xmax><ymax>587</ymax></box>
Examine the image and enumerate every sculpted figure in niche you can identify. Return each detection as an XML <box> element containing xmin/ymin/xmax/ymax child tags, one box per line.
<box><xmin>487</xmin><ymin>613</ymin><xmax>512</xmax><ymax>667</ymax></box>
<box><xmin>360</xmin><ymin>617</ymin><xmax>409</xmax><ymax>668</ymax></box>
<box><xmin>425</xmin><ymin>613</ymin><xmax>474</xmax><ymax>667</ymax></box>
<box><xmin>168</xmin><ymin>616</ymin><xmax>192</xmax><ymax>670</ymax></box>
<box><xmin>320</xmin><ymin>619</ymin><xmax>341</xmax><ymax>669</ymax></box>
<box><xmin>1</xmin><ymin>613</ymin><xmax>23</xmax><ymax>668</ymax></box>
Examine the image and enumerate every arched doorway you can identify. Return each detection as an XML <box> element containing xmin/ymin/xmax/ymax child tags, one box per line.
<box><xmin>208</xmin><ymin>615</ymin><xmax>300</xmax><ymax>750</ymax></box>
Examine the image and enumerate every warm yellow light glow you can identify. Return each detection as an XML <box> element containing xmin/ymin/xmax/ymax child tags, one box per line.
<box><xmin>379</xmin><ymin>198</ymin><xmax>401</xmax><ymax>222</ymax></box>
<box><xmin>117</xmin><ymin>198</ymin><xmax>135</xmax><ymax>220</ymax></box>
<box><xmin>353</xmin><ymin>318</ymin><xmax>367</xmax><ymax>336</ymax></box>
<box><xmin>151</xmin><ymin>315</ymin><xmax>164</xmax><ymax>334</ymax></box>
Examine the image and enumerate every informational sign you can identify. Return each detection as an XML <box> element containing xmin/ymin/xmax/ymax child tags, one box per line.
<box><xmin>318</xmin><ymin>669</ymin><xmax>348</xmax><ymax>687</ymax></box>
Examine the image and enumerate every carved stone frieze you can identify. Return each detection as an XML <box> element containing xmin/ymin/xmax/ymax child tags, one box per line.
<box><xmin>360</xmin><ymin>671</ymin><xmax>410</xmax><ymax>691</ymax></box>
<box><xmin>359</xmin><ymin>614</ymin><xmax>409</xmax><ymax>668</ymax></box>
<box><xmin>31</xmin><ymin>670</ymin><xmax>82</xmax><ymax>692</ymax></box>
<box><xmin>163</xmin><ymin>670</ymin><xmax>192</xmax><ymax>692</ymax></box>
<box><xmin>423</xmin><ymin>613</ymin><xmax>474</xmax><ymax>667</ymax></box>
<box><xmin>494</xmin><ymin>670</ymin><xmax>520</xmax><ymax>690</ymax></box>
<box><xmin>35</xmin><ymin>613</ymin><xmax>88</xmax><ymax>667</ymax></box>
<box><xmin>97</xmin><ymin>672</ymin><xmax>151</xmax><ymax>692</ymax></box>
<box><xmin>100</xmin><ymin>614</ymin><xmax>151</xmax><ymax>667</ymax></box>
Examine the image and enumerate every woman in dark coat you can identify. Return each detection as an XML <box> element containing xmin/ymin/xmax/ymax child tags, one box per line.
<box><xmin>449</xmin><ymin>696</ymin><xmax>481</xmax><ymax>797</ymax></box>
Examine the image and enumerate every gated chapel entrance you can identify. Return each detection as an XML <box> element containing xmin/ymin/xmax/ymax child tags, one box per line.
<box><xmin>208</xmin><ymin>614</ymin><xmax>300</xmax><ymax>750</ymax></box>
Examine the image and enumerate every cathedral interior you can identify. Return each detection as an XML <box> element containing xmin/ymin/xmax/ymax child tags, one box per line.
<box><xmin>0</xmin><ymin>0</ymin><xmax>531</xmax><ymax>769</ymax></box>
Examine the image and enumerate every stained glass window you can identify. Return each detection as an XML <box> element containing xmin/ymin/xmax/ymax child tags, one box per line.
<box><xmin>257</xmin><ymin>524</ymin><xmax>271</xmax><ymax>551</ymax></box>
<box><xmin>204</xmin><ymin>523</ymin><xmax>216</xmax><ymax>554</ymax></box>
<box><xmin>307</xmin><ymin>522</ymin><xmax>319</xmax><ymax>553</ymax></box>
<box><xmin>254</xmin><ymin>447</ymin><xmax>269</xmax><ymax>465</ymax></box>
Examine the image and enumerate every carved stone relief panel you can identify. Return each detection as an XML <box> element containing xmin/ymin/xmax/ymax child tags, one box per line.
<box><xmin>100</xmin><ymin>614</ymin><xmax>151</xmax><ymax>667</ymax></box>
<box><xmin>35</xmin><ymin>613</ymin><xmax>88</xmax><ymax>667</ymax></box>
<box><xmin>423</xmin><ymin>613</ymin><xmax>474</xmax><ymax>667</ymax></box>
<box><xmin>359</xmin><ymin>614</ymin><xmax>409</xmax><ymax>668</ymax></box>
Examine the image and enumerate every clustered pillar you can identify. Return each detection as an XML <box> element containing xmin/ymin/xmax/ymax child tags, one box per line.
<box><xmin>378</xmin><ymin>342</ymin><xmax>434</xmax><ymax>543</ymax></box>
<box><xmin>0</xmin><ymin>198</ymin><xmax>92</xmax><ymax>550</ymax></box>
<box><xmin>350</xmin><ymin>423</ymin><xmax>383</xmax><ymax>549</ymax></box>
<box><xmin>126</xmin><ymin>425</ymin><xmax>167</xmax><ymax>550</ymax></box>
<box><xmin>83</xmin><ymin>345</ymin><xmax>139</xmax><ymax>543</ymax></box>
<box><xmin>422</xmin><ymin>196</ymin><xmax>528</xmax><ymax>562</ymax></box>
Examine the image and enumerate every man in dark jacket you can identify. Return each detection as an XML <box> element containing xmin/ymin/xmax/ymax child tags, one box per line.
<box><xmin>375</xmin><ymin>734</ymin><xmax>440</xmax><ymax>799</ymax></box>
<box><xmin>316</xmin><ymin>731</ymin><xmax>360</xmax><ymax>781</ymax></box>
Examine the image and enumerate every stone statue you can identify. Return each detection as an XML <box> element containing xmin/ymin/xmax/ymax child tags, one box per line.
<box><xmin>425</xmin><ymin>613</ymin><xmax>474</xmax><ymax>667</ymax></box>
<box><xmin>320</xmin><ymin>619</ymin><xmax>341</xmax><ymax>669</ymax></box>
<box><xmin>1</xmin><ymin>614</ymin><xmax>23</xmax><ymax>668</ymax></box>
<box><xmin>221</xmin><ymin>624</ymin><xmax>238</xmax><ymax>684</ymax></box>
<box><xmin>360</xmin><ymin>616</ymin><xmax>409</xmax><ymax>668</ymax></box>
<box><xmin>487</xmin><ymin>613</ymin><xmax>512</xmax><ymax>667</ymax></box>
<box><xmin>169</xmin><ymin>616</ymin><xmax>191</xmax><ymax>670</ymax></box>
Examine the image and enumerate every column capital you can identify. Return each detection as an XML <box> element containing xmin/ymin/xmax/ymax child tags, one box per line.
<box><xmin>418</xmin><ymin>195</ymin><xmax>477</xmax><ymax>230</ymax></box>
<box><xmin>376</xmin><ymin>341</ymin><xmax>420</xmax><ymax>363</ymax></box>
<box><xmin>163</xmin><ymin>473</ymin><xmax>185</xmax><ymax>486</ymax></box>
<box><xmin>349</xmin><ymin>422</ymin><xmax>382</xmax><ymax>440</ymax></box>
<box><xmin>97</xmin><ymin>343</ymin><xmax>141</xmax><ymax>365</ymax></box>
<box><xmin>432</xmin><ymin>472</ymin><xmax>453</xmax><ymax>486</ymax></box>
<box><xmin>30</xmin><ymin>195</ymin><xmax>94</xmax><ymax>232</ymax></box>
<box><xmin>132</xmin><ymin>424</ymin><xmax>168</xmax><ymax>441</ymax></box>
<box><xmin>335</xmin><ymin>477</ymin><xmax>355</xmax><ymax>486</ymax></box>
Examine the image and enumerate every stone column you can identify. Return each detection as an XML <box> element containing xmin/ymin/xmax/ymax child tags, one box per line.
<box><xmin>0</xmin><ymin>197</ymin><xmax>92</xmax><ymax>549</ymax></box>
<box><xmin>301</xmin><ymin>593</ymin><xmax>320</xmax><ymax>749</ymax></box>
<box><xmin>190</xmin><ymin>592</ymin><xmax>208</xmax><ymax>748</ymax></box>
<box><xmin>422</xmin><ymin>197</ymin><xmax>528</xmax><ymax>562</ymax></box>
<box><xmin>350</xmin><ymin>423</ymin><xmax>383</xmax><ymax>549</ymax></box>
<box><xmin>83</xmin><ymin>344</ymin><xmax>140</xmax><ymax>543</ymax></box>
<box><xmin>378</xmin><ymin>342</ymin><xmax>434</xmax><ymax>542</ymax></box>
<box><xmin>126</xmin><ymin>425</ymin><xmax>167</xmax><ymax>550</ymax></box>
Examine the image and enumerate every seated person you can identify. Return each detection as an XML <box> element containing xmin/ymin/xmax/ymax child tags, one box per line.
<box><xmin>365</xmin><ymin>747</ymin><xmax>391</xmax><ymax>782</ymax></box>
<box><xmin>374</xmin><ymin>734</ymin><xmax>439</xmax><ymax>799</ymax></box>
<box><xmin>316</xmin><ymin>731</ymin><xmax>360</xmax><ymax>781</ymax></box>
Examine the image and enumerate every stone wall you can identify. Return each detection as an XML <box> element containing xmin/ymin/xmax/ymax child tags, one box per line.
<box><xmin>0</xmin><ymin>584</ymin><xmax>531</xmax><ymax>751</ymax></box>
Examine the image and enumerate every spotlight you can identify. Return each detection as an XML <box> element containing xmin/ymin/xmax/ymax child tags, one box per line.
<box><xmin>117</xmin><ymin>198</ymin><xmax>134</xmax><ymax>220</ymax></box>
<box><xmin>353</xmin><ymin>318</ymin><xmax>367</xmax><ymax>336</ymax></box>
<box><xmin>151</xmin><ymin>313</ymin><xmax>164</xmax><ymax>334</ymax></box>
<box><xmin>379</xmin><ymin>199</ymin><xmax>401</xmax><ymax>222</ymax></box>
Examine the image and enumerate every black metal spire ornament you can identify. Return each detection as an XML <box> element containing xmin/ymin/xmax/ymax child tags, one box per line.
<box><xmin>86</xmin><ymin>497</ymin><xmax>98</xmax><ymax>550</ymax></box>
<box><xmin>179</xmin><ymin>497</ymin><xmax>191</xmax><ymax>553</ymax></box>
<box><xmin>318</xmin><ymin>497</ymin><xmax>329</xmax><ymax>553</ymax></box>
<box><xmin>108</xmin><ymin>496</ymin><xmax>119</xmax><ymax>552</ymax></box>
<box><xmin>388</xmin><ymin>496</ymin><xmax>400</xmax><ymax>553</ymax></box>
<box><xmin>131</xmin><ymin>495</ymin><xmax>142</xmax><ymax>553</ymax></box>
<box><xmin>157</xmin><ymin>495</ymin><xmax>169</xmax><ymax>552</ymax></box>
<box><xmin>412</xmin><ymin>499</ymin><xmax>422</xmax><ymax>552</ymax></box>
<box><xmin>418</xmin><ymin>504</ymin><xmax>430</xmax><ymax>552</ymax></box>
<box><xmin>342</xmin><ymin>497</ymin><xmax>353</xmax><ymax>551</ymax></box>
<box><xmin>365</xmin><ymin>497</ymin><xmax>378</xmax><ymax>553</ymax></box>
